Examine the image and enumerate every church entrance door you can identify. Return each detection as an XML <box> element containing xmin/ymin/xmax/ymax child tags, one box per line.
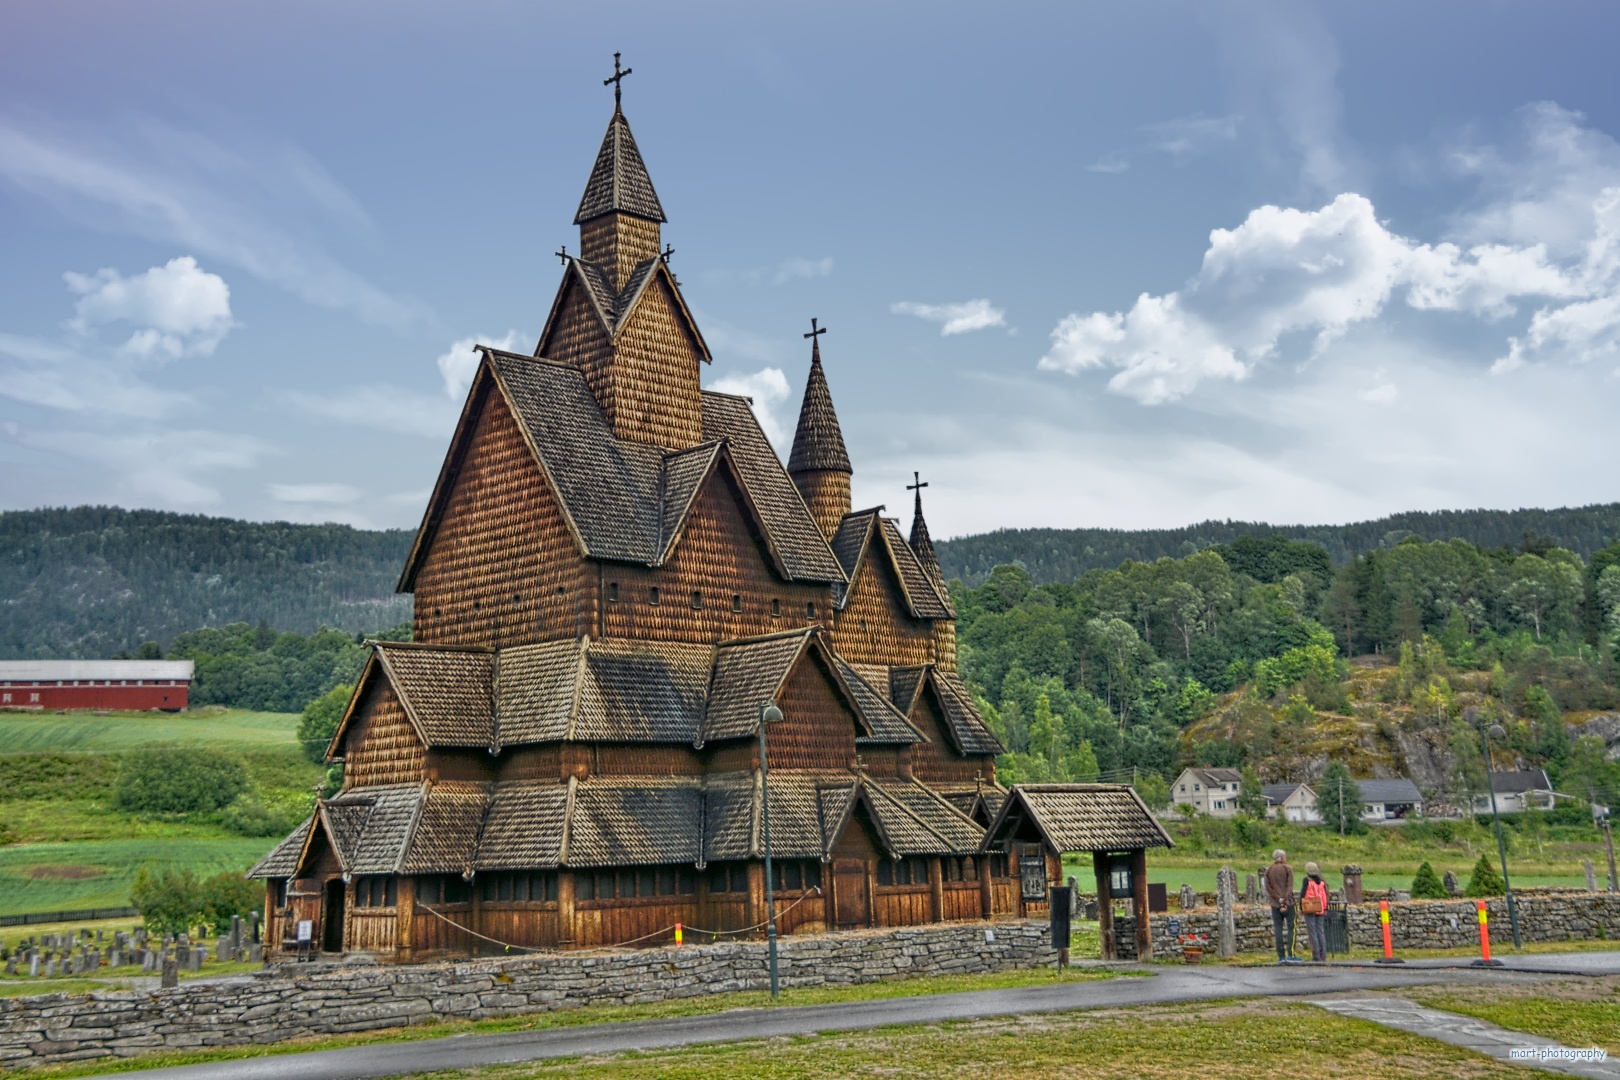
<box><xmin>833</xmin><ymin>857</ymin><xmax>869</xmax><ymax>927</ymax></box>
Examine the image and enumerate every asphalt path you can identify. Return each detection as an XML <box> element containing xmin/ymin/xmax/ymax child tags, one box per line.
<box><xmin>79</xmin><ymin>953</ymin><xmax>1620</xmax><ymax>1080</ymax></box>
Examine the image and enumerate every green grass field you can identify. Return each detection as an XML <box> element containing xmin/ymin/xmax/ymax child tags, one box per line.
<box><xmin>0</xmin><ymin>837</ymin><xmax>274</xmax><ymax>915</ymax></box>
<box><xmin>0</xmin><ymin>708</ymin><xmax>301</xmax><ymax>752</ymax></box>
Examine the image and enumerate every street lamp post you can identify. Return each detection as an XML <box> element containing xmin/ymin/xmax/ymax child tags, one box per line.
<box><xmin>759</xmin><ymin>701</ymin><xmax>784</xmax><ymax>999</ymax></box>
<box><xmin>1479</xmin><ymin>720</ymin><xmax>1522</xmax><ymax>949</ymax></box>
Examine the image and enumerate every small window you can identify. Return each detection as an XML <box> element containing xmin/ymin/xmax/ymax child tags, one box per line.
<box><xmin>691</xmin><ymin>591</ymin><xmax>703</xmax><ymax>610</ymax></box>
<box><xmin>731</xmin><ymin>864</ymin><xmax>749</xmax><ymax>893</ymax></box>
<box><xmin>649</xmin><ymin>587</ymin><xmax>660</xmax><ymax>606</ymax></box>
<box><xmin>607</xmin><ymin>582</ymin><xmax>619</xmax><ymax>602</ymax></box>
<box><xmin>473</xmin><ymin>600</ymin><xmax>482</xmax><ymax>611</ymax></box>
<box><xmin>770</xmin><ymin>599</ymin><xmax>781</xmax><ymax>618</ymax></box>
<box><xmin>877</xmin><ymin>860</ymin><xmax>892</xmax><ymax>886</ymax></box>
<box><xmin>731</xmin><ymin>594</ymin><xmax>742</xmax><ymax>613</ymax></box>
<box><xmin>576</xmin><ymin>873</ymin><xmax>595</xmax><ymax>900</ymax></box>
<box><xmin>962</xmin><ymin>857</ymin><xmax>976</xmax><ymax>880</ymax></box>
<box><xmin>806</xmin><ymin>602</ymin><xmax>816</xmax><ymax>619</ymax></box>
<box><xmin>678</xmin><ymin>867</ymin><xmax>696</xmax><ymax>894</ymax></box>
<box><xmin>639</xmin><ymin>868</ymin><xmax>657</xmax><ymax>897</ymax></box>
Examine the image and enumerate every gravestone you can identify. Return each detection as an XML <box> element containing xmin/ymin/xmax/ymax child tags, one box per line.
<box><xmin>1216</xmin><ymin>866</ymin><xmax>1237</xmax><ymax>959</ymax></box>
<box><xmin>43</xmin><ymin>959</ymin><xmax>57</xmax><ymax>977</ymax></box>
<box><xmin>161</xmin><ymin>954</ymin><xmax>178</xmax><ymax>989</ymax></box>
<box><xmin>1341</xmin><ymin>865</ymin><xmax>1364</xmax><ymax>904</ymax></box>
<box><xmin>1586</xmin><ymin>860</ymin><xmax>1598</xmax><ymax>893</ymax></box>
<box><xmin>247</xmin><ymin>942</ymin><xmax>264</xmax><ymax>964</ymax></box>
<box><xmin>1443</xmin><ymin>870</ymin><xmax>1461</xmax><ymax>897</ymax></box>
<box><xmin>27</xmin><ymin>953</ymin><xmax>39</xmax><ymax>978</ymax></box>
<box><xmin>108</xmin><ymin>948</ymin><xmax>122</xmax><ymax>969</ymax></box>
<box><xmin>249</xmin><ymin>911</ymin><xmax>261</xmax><ymax>944</ymax></box>
<box><xmin>1179</xmin><ymin>884</ymin><xmax>1197</xmax><ymax>910</ymax></box>
<box><xmin>216</xmin><ymin>936</ymin><xmax>229</xmax><ymax>962</ymax></box>
<box><xmin>1245</xmin><ymin>873</ymin><xmax>1258</xmax><ymax>905</ymax></box>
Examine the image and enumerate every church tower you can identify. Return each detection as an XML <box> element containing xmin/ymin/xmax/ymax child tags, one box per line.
<box><xmin>537</xmin><ymin>53</ymin><xmax>710</xmax><ymax>450</ymax></box>
<box><xmin>787</xmin><ymin>321</ymin><xmax>852</xmax><ymax>541</ymax></box>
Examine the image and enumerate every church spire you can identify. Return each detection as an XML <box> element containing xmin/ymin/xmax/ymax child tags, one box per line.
<box><xmin>575</xmin><ymin>53</ymin><xmax>666</xmax><ymax>290</ymax></box>
<box><xmin>907</xmin><ymin>471</ymin><xmax>945</xmax><ymax>590</ymax></box>
<box><xmin>788</xmin><ymin>319</ymin><xmax>852</xmax><ymax>541</ymax></box>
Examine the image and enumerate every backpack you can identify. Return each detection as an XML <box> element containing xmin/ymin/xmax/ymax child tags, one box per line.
<box><xmin>1302</xmin><ymin>878</ymin><xmax>1328</xmax><ymax>915</ymax></box>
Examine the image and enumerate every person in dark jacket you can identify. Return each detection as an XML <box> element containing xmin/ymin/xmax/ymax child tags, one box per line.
<box><xmin>1300</xmin><ymin>861</ymin><xmax>1330</xmax><ymax>961</ymax></box>
<box><xmin>1263</xmin><ymin>849</ymin><xmax>1295</xmax><ymax>961</ymax></box>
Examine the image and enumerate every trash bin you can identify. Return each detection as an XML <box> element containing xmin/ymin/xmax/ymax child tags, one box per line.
<box><xmin>1325</xmin><ymin>903</ymin><xmax>1349</xmax><ymax>956</ymax></box>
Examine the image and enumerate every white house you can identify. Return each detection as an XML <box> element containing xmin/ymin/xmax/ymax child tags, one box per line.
<box><xmin>1261</xmin><ymin>782</ymin><xmax>1321</xmax><ymax>823</ymax></box>
<box><xmin>1356</xmin><ymin>778</ymin><xmax>1424</xmax><ymax>822</ymax></box>
<box><xmin>1474</xmin><ymin>769</ymin><xmax>1556</xmax><ymax>813</ymax></box>
<box><xmin>1171</xmin><ymin>767</ymin><xmax>1243</xmax><ymax>818</ymax></box>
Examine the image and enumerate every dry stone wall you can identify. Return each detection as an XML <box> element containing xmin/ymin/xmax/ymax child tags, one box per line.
<box><xmin>0</xmin><ymin>922</ymin><xmax>1053</xmax><ymax>1069</ymax></box>
<box><xmin>1116</xmin><ymin>892</ymin><xmax>1620</xmax><ymax>957</ymax></box>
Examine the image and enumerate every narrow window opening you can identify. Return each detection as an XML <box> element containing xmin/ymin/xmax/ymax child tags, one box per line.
<box><xmin>649</xmin><ymin>587</ymin><xmax>661</xmax><ymax>605</ymax></box>
<box><xmin>607</xmin><ymin>582</ymin><xmax>619</xmax><ymax>602</ymax></box>
<box><xmin>770</xmin><ymin>599</ymin><xmax>781</xmax><ymax>618</ymax></box>
<box><xmin>806</xmin><ymin>601</ymin><xmax>816</xmax><ymax>619</ymax></box>
<box><xmin>691</xmin><ymin>591</ymin><xmax>703</xmax><ymax>609</ymax></box>
<box><xmin>731</xmin><ymin>594</ymin><xmax>742</xmax><ymax>613</ymax></box>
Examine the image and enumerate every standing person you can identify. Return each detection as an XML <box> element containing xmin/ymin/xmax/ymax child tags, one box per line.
<box><xmin>1264</xmin><ymin>849</ymin><xmax>1295</xmax><ymax>961</ymax></box>
<box><xmin>1300</xmin><ymin>861</ymin><xmax>1329</xmax><ymax>962</ymax></box>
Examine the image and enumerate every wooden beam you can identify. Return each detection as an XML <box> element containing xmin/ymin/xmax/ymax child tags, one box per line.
<box><xmin>928</xmin><ymin>857</ymin><xmax>944</xmax><ymax>923</ymax></box>
<box><xmin>1132</xmin><ymin>848</ymin><xmax>1152</xmax><ymax>961</ymax></box>
<box><xmin>397</xmin><ymin>877</ymin><xmax>416</xmax><ymax>962</ymax></box>
<box><xmin>1093</xmin><ymin>851</ymin><xmax>1114</xmax><ymax>961</ymax></box>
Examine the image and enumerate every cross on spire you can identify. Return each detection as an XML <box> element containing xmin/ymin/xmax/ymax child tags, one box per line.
<box><xmin>604</xmin><ymin>52</ymin><xmax>633</xmax><ymax>109</ymax></box>
<box><xmin>803</xmin><ymin>317</ymin><xmax>827</xmax><ymax>341</ymax></box>
<box><xmin>907</xmin><ymin>471</ymin><xmax>928</xmax><ymax>496</ymax></box>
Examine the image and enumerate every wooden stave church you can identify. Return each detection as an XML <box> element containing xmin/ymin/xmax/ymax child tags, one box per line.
<box><xmin>248</xmin><ymin>81</ymin><xmax>1063</xmax><ymax>961</ymax></box>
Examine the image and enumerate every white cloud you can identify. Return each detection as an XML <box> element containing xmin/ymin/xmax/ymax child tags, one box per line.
<box><xmin>6</xmin><ymin>424</ymin><xmax>272</xmax><ymax>507</ymax></box>
<box><xmin>1085</xmin><ymin>152</ymin><xmax>1130</xmax><ymax>175</ymax></box>
<box><xmin>707</xmin><ymin>366</ymin><xmax>792</xmax><ymax>447</ymax></box>
<box><xmin>891</xmin><ymin>299</ymin><xmax>1006</xmax><ymax>336</ymax></box>
<box><xmin>1040</xmin><ymin>179</ymin><xmax>1615</xmax><ymax>402</ymax></box>
<box><xmin>771</xmin><ymin>257</ymin><xmax>833</xmax><ymax>285</ymax></box>
<box><xmin>268</xmin><ymin>482</ymin><xmax>361</xmax><ymax>504</ymax></box>
<box><xmin>1146</xmin><ymin>114</ymin><xmax>1241</xmax><ymax>163</ymax></box>
<box><xmin>0</xmin><ymin>115</ymin><xmax>418</xmax><ymax>327</ymax></box>
<box><xmin>0</xmin><ymin>332</ymin><xmax>195</xmax><ymax>417</ymax></box>
<box><xmin>287</xmin><ymin>384</ymin><xmax>458</xmax><ymax>439</ymax></box>
<box><xmin>64</xmin><ymin>256</ymin><xmax>234</xmax><ymax>359</ymax></box>
<box><xmin>436</xmin><ymin>330</ymin><xmax>526</xmax><ymax>399</ymax></box>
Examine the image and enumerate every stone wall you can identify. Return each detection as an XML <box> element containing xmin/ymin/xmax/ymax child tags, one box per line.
<box><xmin>1118</xmin><ymin>892</ymin><xmax>1620</xmax><ymax>957</ymax></box>
<box><xmin>0</xmin><ymin>921</ymin><xmax>1054</xmax><ymax>1069</ymax></box>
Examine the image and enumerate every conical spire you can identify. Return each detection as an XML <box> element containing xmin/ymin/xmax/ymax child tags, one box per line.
<box><xmin>574</xmin><ymin>108</ymin><xmax>667</xmax><ymax>226</ymax></box>
<box><xmin>787</xmin><ymin>330</ymin><xmax>851</xmax><ymax>476</ymax></box>
<box><xmin>908</xmin><ymin>472</ymin><xmax>946</xmax><ymax>590</ymax></box>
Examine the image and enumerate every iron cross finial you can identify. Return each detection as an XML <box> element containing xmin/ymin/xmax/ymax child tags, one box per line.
<box><xmin>907</xmin><ymin>471</ymin><xmax>928</xmax><ymax>495</ymax></box>
<box><xmin>555</xmin><ymin>244</ymin><xmax>568</xmax><ymax>265</ymax></box>
<box><xmin>804</xmin><ymin>317</ymin><xmax>827</xmax><ymax>341</ymax></box>
<box><xmin>605</xmin><ymin>52</ymin><xmax>633</xmax><ymax>109</ymax></box>
<box><xmin>661</xmin><ymin>244</ymin><xmax>675</xmax><ymax>264</ymax></box>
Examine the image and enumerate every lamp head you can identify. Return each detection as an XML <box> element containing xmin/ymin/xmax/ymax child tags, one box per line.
<box><xmin>761</xmin><ymin>702</ymin><xmax>784</xmax><ymax>726</ymax></box>
<box><xmin>1487</xmin><ymin>723</ymin><xmax>1506</xmax><ymax>740</ymax></box>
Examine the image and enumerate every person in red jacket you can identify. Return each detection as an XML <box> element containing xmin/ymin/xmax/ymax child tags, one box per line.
<box><xmin>1300</xmin><ymin>861</ymin><xmax>1330</xmax><ymax>961</ymax></box>
<box><xmin>1263</xmin><ymin>849</ymin><xmax>1296</xmax><ymax>961</ymax></box>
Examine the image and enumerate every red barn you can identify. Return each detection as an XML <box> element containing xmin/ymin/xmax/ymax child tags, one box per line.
<box><xmin>0</xmin><ymin>660</ymin><xmax>194</xmax><ymax>712</ymax></box>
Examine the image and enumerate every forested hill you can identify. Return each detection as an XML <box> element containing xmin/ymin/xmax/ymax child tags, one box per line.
<box><xmin>936</xmin><ymin>504</ymin><xmax>1620</xmax><ymax>587</ymax></box>
<box><xmin>0</xmin><ymin>507</ymin><xmax>413</xmax><ymax>659</ymax></box>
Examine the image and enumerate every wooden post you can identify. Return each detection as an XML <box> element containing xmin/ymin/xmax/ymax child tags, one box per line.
<box><xmin>1132</xmin><ymin>849</ymin><xmax>1151</xmax><ymax>960</ymax></box>
<box><xmin>469</xmin><ymin>877</ymin><xmax>483</xmax><ymax>957</ymax></box>
<box><xmin>865</xmin><ymin>858</ymin><xmax>878</xmax><ymax>928</ymax></box>
<box><xmin>747</xmin><ymin>861</ymin><xmax>766</xmax><ymax>936</ymax></box>
<box><xmin>557</xmin><ymin>870</ymin><xmax>576</xmax><ymax>947</ymax></box>
<box><xmin>978</xmin><ymin>851</ymin><xmax>993</xmax><ymax>919</ymax></box>
<box><xmin>1093</xmin><ymin>851</ymin><xmax>1114</xmax><ymax>961</ymax></box>
<box><xmin>396</xmin><ymin>877</ymin><xmax>416</xmax><ymax>962</ymax></box>
<box><xmin>928</xmin><ymin>858</ymin><xmax>945</xmax><ymax>923</ymax></box>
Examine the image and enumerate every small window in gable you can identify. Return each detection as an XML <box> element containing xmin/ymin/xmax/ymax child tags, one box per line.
<box><xmin>607</xmin><ymin>582</ymin><xmax>619</xmax><ymax>602</ymax></box>
<box><xmin>691</xmin><ymin>591</ymin><xmax>703</xmax><ymax>609</ymax></box>
<box><xmin>649</xmin><ymin>587</ymin><xmax>661</xmax><ymax>605</ymax></box>
<box><xmin>731</xmin><ymin>594</ymin><xmax>742</xmax><ymax>613</ymax></box>
<box><xmin>806</xmin><ymin>601</ymin><xmax>816</xmax><ymax>619</ymax></box>
<box><xmin>771</xmin><ymin>599</ymin><xmax>781</xmax><ymax>618</ymax></box>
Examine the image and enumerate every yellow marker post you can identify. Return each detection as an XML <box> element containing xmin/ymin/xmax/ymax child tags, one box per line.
<box><xmin>674</xmin><ymin>923</ymin><xmax>683</xmax><ymax>946</ymax></box>
<box><xmin>1373</xmin><ymin>899</ymin><xmax>1403</xmax><ymax>964</ymax></box>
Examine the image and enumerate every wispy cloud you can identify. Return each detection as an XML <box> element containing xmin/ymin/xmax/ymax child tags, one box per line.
<box><xmin>268</xmin><ymin>482</ymin><xmax>362</xmax><ymax>504</ymax></box>
<box><xmin>891</xmin><ymin>299</ymin><xmax>1007</xmax><ymax>336</ymax></box>
<box><xmin>64</xmin><ymin>256</ymin><xmax>235</xmax><ymax>359</ymax></box>
<box><xmin>436</xmin><ymin>331</ymin><xmax>526</xmax><ymax>399</ymax></box>
<box><xmin>5</xmin><ymin>423</ymin><xmax>273</xmax><ymax>507</ymax></box>
<box><xmin>707</xmin><ymin>366</ymin><xmax>792</xmax><ymax>448</ymax></box>
<box><xmin>0</xmin><ymin>114</ymin><xmax>420</xmax><ymax>327</ymax></box>
<box><xmin>286</xmin><ymin>384</ymin><xmax>458</xmax><ymax>439</ymax></box>
<box><xmin>1087</xmin><ymin>114</ymin><xmax>1240</xmax><ymax>174</ymax></box>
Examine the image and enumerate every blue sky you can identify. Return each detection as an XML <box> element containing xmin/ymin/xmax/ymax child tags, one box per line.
<box><xmin>1</xmin><ymin>1</ymin><xmax>1616</xmax><ymax>539</ymax></box>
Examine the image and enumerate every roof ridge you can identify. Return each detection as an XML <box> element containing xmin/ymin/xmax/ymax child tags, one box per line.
<box><xmin>370</xmin><ymin>640</ymin><xmax>493</xmax><ymax>654</ymax></box>
<box><xmin>717</xmin><ymin>625</ymin><xmax>820</xmax><ymax>647</ymax></box>
<box><xmin>865</xmin><ymin>776</ymin><xmax>958</xmax><ymax>852</ymax></box>
<box><xmin>574</xmin><ymin>108</ymin><xmax>666</xmax><ymax>225</ymax></box>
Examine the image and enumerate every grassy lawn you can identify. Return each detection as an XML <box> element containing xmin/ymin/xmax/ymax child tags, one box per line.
<box><xmin>1212</xmin><ymin>937</ymin><xmax>1620</xmax><ymax>966</ymax></box>
<box><xmin>1405</xmin><ymin>976</ymin><xmax>1620</xmax><ymax>1053</ymax></box>
<box><xmin>0</xmin><ymin>708</ymin><xmax>301</xmax><ymax>751</ymax></box>
<box><xmin>0</xmin><ymin>837</ymin><xmax>275</xmax><ymax>915</ymax></box>
<box><xmin>385</xmin><ymin>1000</ymin><xmax>1522</xmax><ymax>1080</ymax></box>
<box><xmin>24</xmin><ymin>965</ymin><xmax>1130</xmax><ymax>1078</ymax></box>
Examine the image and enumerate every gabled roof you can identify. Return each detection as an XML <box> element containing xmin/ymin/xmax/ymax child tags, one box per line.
<box><xmin>373</xmin><ymin>641</ymin><xmax>494</xmax><ymax>748</ymax></box>
<box><xmin>575</xmin><ymin>108</ymin><xmax>666</xmax><ymax>224</ymax></box>
<box><xmin>246</xmin><ymin>815</ymin><xmax>313</xmax><ymax>878</ymax></box>
<box><xmin>1182</xmin><ymin>767</ymin><xmax>1243</xmax><ymax>786</ymax></box>
<box><xmin>1261</xmin><ymin>782</ymin><xmax>1313</xmax><ymax>804</ymax></box>
<box><xmin>828</xmin><ymin>655</ymin><xmax>926</xmax><ymax>746</ymax></box>
<box><xmin>908</xmin><ymin>488</ymin><xmax>946</xmax><ymax>594</ymax></box>
<box><xmin>0</xmin><ymin>660</ymin><xmax>195</xmax><ymax>681</ymax></box>
<box><xmin>828</xmin><ymin>509</ymin><xmax>953</xmax><ymax>619</ymax></box>
<box><xmin>817</xmin><ymin>775</ymin><xmax>986</xmax><ymax>857</ymax></box>
<box><xmin>889</xmin><ymin>664</ymin><xmax>1005</xmax><ymax>756</ymax></box>
<box><xmin>1357</xmin><ymin>778</ymin><xmax>1423</xmax><ymax>804</ymax></box>
<box><xmin>1487</xmin><ymin>769</ymin><xmax>1552</xmax><ymax>794</ymax></box>
<box><xmin>542</xmin><ymin>257</ymin><xmax>711</xmax><ymax>361</ymax></box>
<box><xmin>983</xmin><ymin>784</ymin><xmax>1174</xmax><ymax>853</ymax></box>
<box><xmin>399</xmin><ymin>354</ymin><xmax>842</xmax><ymax>588</ymax></box>
<box><xmin>787</xmin><ymin>341</ymin><xmax>851</xmax><ymax>475</ymax></box>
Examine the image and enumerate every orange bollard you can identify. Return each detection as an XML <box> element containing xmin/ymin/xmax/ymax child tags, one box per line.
<box><xmin>1472</xmin><ymin>901</ymin><xmax>1502</xmax><ymax>967</ymax></box>
<box><xmin>674</xmin><ymin>923</ymin><xmax>683</xmax><ymax>946</ymax></box>
<box><xmin>1374</xmin><ymin>899</ymin><xmax>1404</xmax><ymax>964</ymax></box>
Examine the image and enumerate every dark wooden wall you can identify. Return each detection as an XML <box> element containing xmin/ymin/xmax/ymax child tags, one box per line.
<box><xmin>343</xmin><ymin>679</ymin><xmax>426</xmax><ymax>788</ymax></box>
<box><xmin>829</xmin><ymin>542</ymin><xmax>938</xmax><ymax>668</ymax></box>
<box><xmin>906</xmin><ymin>689</ymin><xmax>984</xmax><ymax>783</ymax></box>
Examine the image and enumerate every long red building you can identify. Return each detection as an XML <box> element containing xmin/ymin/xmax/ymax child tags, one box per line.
<box><xmin>0</xmin><ymin>660</ymin><xmax>194</xmax><ymax>712</ymax></box>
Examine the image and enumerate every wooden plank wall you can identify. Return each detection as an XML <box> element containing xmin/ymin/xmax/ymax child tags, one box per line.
<box><xmin>346</xmin><ymin>910</ymin><xmax>397</xmax><ymax>954</ymax></box>
<box><xmin>829</xmin><ymin>543</ymin><xmax>938</xmax><ymax>668</ymax></box>
<box><xmin>873</xmin><ymin>885</ymin><xmax>931</xmax><ymax>927</ymax></box>
<box><xmin>942</xmin><ymin>883</ymin><xmax>981</xmax><ymax>921</ymax></box>
<box><xmin>343</xmin><ymin>680</ymin><xmax>427</xmax><ymax>788</ymax></box>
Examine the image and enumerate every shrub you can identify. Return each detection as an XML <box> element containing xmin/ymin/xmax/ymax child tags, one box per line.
<box><xmin>1234</xmin><ymin>815</ymin><xmax>1272</xmax><ymax>852</ymax></box>
<box><xmin>296</xmin><ymin>683</ymin><xmax>353</xmax><ymax>765</ymax></box>
<box><xmin>218</xmin><ymin>792</ymin><xmax>313</xmax><ymax>837</ymax></box>
<box><xmin>132</xmin><ymin>867</ymin><xmax>262</xmax><ymax>936</ymax></box>
<box><xmin>114</xmin><ymin>747</ymin><xmax>247</xmax><ymax>815</ymax></box>
<box><xmin>1410</xmin><ymin>861</ymin><xmax>1449</xmax><ymax>899</ymax></box>
<box><xmin>1464</xmin><ymin>854</ymin><xmax>1505</xmax><ymax>897</ymax></box>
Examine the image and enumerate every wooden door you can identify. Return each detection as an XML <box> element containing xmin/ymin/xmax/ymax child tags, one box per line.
<box><xmin>833</xmin><ymin>857</ymin><xmax>869</xmax><ymax>927</ymax></box>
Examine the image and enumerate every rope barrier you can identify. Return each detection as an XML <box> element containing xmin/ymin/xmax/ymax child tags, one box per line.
<box><xmin>416</xmin><ymin>888</ymin><xmax>823</xmax><ymax>955</ymax></box>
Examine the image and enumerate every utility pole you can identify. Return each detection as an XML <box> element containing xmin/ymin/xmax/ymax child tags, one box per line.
<box><xmin>759</xmin><ymin>701</ymin><xmax>784</xmax><ymax>998</ymax></box>
<box><xmin>1338</xmin><ymin>777</ymin><xmax>1345</xmax><ymax>838</ymax></box>
<box><xmin>1600</xmin><ymin>807</ymin><xmax>1618</xmax><ymax>894</ymax></box>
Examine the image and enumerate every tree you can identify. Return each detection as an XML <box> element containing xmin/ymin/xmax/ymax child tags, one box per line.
<box><xmin>296</xmin><ymin>683</ymin><xmax>354</xmax><ymax>764</ymax></box>
<box><xmin>1238</xmin><ymin>763</ymin><xmax>1266</xmax><ymax>817</ymax></box>
<box><xmin>1134</xmin><ymin>773</ymin><xmax>1171</xmax><ymax>810</ymax></box>
<box><xmin>1065</xmin><ymin>739</ymin><xmax>1101</xmax><ymax>783</ymax></box>
<box><xmin>1464</xmin><ymin>854</ymin><xmax>1505</xmax><ymax>897</ymax></box>
<box><xmin>1410</xmin><ymin>861</ymin><xmax>1448</xmax><ymax>899</ymax></box>
<box><xmin>114</xmin><ymin>748</ymin><xmax>247</xmax><ymax>815</ymax></box>
<box><xmin>1317</xmin><ymin>761</ymin><xmax>1365</xmax><ymax>836</ymax></box>
<box><xmin>132</xmin><ymin>867</ymin><xmax>263</xmax><ymax>936</ymax></box>
<box><xmin>1503</xmin><ymin>553</ymin><xmax>1583</xmax><ymax>641</ymax></box>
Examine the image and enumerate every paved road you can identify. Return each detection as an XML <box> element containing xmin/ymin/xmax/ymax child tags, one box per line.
<box><xmin>80</xmin><ymin>954</ymin><xmax>1620</xmax><ymax>1080</ymax></box>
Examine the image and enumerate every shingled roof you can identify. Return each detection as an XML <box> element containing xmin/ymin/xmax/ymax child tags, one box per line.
<box><xmin>889</xmin><ymin>665</ymin><xmax>1005</xmax><ymax>756</ymax></box>
<box><xmin>828</xmin><ymin>509</ymin><xmax>953</xmax><ymax>619</ymax></box>
<box><xmin>908</xmin><ymin>487</ymin><xmax>947</xmax><ymax>594</ymax></box>
<box><xmin>373</xmin><ymin>641</ymin><xmax>494</xmax><ymax>748</ymax></box>
<box><xmin>983</xmin><ymin>784</ymin><xmax>1174</xmax><ymax>854</ymax></box>
<box><xmin>575</xmin><ymin>107</ymin><xmax>666</xmax><ymax>224</ymax></box>
<box><xmin>787</xmin><ymin>340</ymin><xmax>851</xmax><ymax>475</ymax></box>
<box><xmin>400</xmin><ymin>354</ymin><xmax>843</xmax><ymax>589</ymax></box>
